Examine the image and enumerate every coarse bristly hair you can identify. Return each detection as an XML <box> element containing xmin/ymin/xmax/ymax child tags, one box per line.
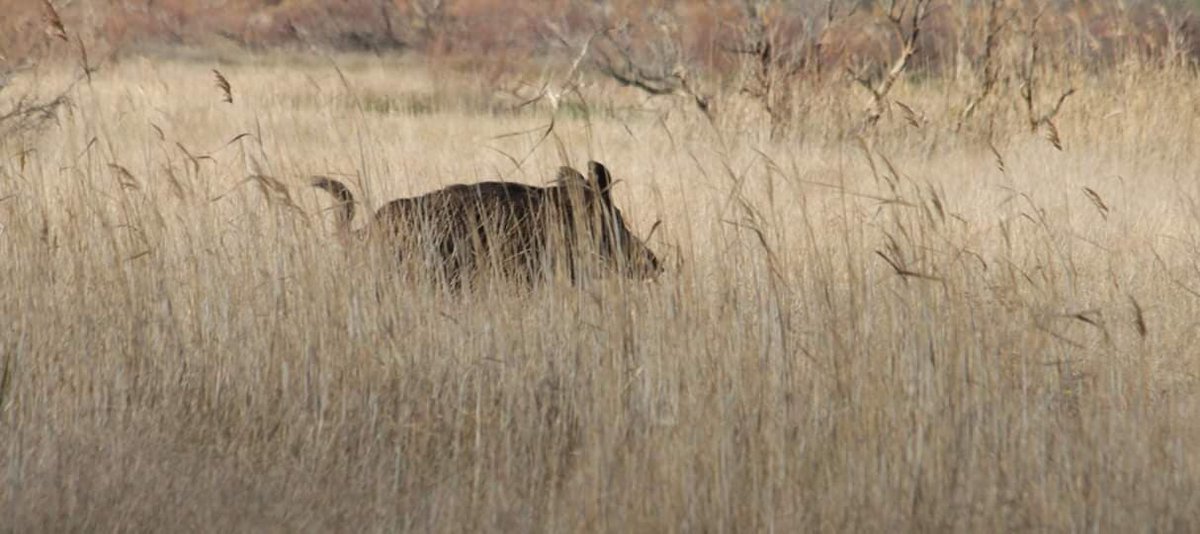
<box><xmin>312</xmin><ymin>160</ymin><xmax>661</xmax><ymax>288</ymax></box>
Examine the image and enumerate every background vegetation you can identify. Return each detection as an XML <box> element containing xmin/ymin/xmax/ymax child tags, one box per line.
<box><xmin>4</xmin><ymin>0</ymin><xmax>1200</xmax><ymax>531</ymax></box>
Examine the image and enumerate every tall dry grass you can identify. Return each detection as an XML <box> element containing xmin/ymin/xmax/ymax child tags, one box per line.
<box><xmin>3</xmin><ymin>52</ymin><xmax>1200</xmax><ymax>531</ymax></box>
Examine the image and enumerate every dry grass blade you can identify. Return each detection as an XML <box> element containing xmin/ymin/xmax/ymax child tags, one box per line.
<box><xmin>16</xmin><ymin>148</ymin><xmax>35</xmax><ymax>172</ymax></box>
<box><xmin>877</xmin><ymin>151</ymin><xmax>902</xmax><ymax>191</ymax></box>
<box><xmin>1130</xmin><ymin>296</ymin><xmax>1148</xmax><ymax>338</ymax></box>
<box><xmin>210</xmin><ymin>174</ymin><xmax>305</xmax><ymax>217</ymax></box>
<box><xmin>161</xmin><ymin>164</ymin><xmax>190</xmax><ymax>200</ymax></box>
<box><xmin>42</xmin><ymin>0</ymin><xmax>67</xmax><ymax>42</ymax></box>
<box><xmin>1045</xmin><ymin>120</ymin><xmax>1064</xmax><ymax>151</ymax></box>
<box><xmin>1151</xmin><ymin>246</ymin><xmax>1200</xmax><ymax>298</ymax></box>
<box><xmin>926</xmin><ymin>183</ymin><xmax>946</xmax><ymax>223</ymax></box>
<box><xmin>126</xmin><ymin>249</ymin><xmax>153</xmax><ymax>262</ymax></box>
<box><xmin>895</xmin><ymin>101</ymin><xmax>921</xmax><ymax>128</ymax></box>
<box><xmin>488</xmin><ymin>123</ymin><xmax>554</xmax><ymax>141</ymax></box>
<box><xmin>76</xmin><ymin>36</ymin><xmax>94</xmax><ymax>83</ymax></box>
<box><xmin>1064</xmin><ymin>308</ymin><xmax>1114</xmax><ymax>346</ymax></box>
<box><xmin>1082</xmin><ymin>187</ymin><xmax>1109</xmax><ymax>220</ymax></box>
<box><xmin>988</xmin><ymin>139</ymin><xmax>1006</xmax><ymax>173</ymax></box>
<box><xmin>107</xmin><ymin>163</ymin><xmax>141</xmax><ymax>191</ymax></box>
<box><xmin>0</xmin><ymin>354</ymin><xmax>10</xmax><ymax>412</ymax></box>
<box><xmin>874</xmin><ymin>250</ymin><xmax>941</xmax><ymax>282</ymax></box>
<box><xmin>855</xmin><ymin>134</ymin><xmax>882</xmax><ymax>184</ymax></box>
<box><xmin>174</xmin><ymin>142</ymin><xmax>215</xmax><ymax>174</ymax></box>
<box><xmin>1048</xmin><ymin>88</ymin><xmax>1077</xmax><ymax>120</ymax></box>
<box><xmin>483</xmin><ymin>145</ymin><xmax>523</xmax><ymax>172</ymax></box>
<box><xmin>224</xmin><ymin>132</ymin><xmax>254</xmax><ymax>147</ymax></box>
<box><xmin>213</xmin><ymin>69</ymin><xmax>233</xmax><ymax>104</ymax></box>
<box><xmin>175</xmin><ymin>142</ymin><xmax>201</xmax><ymax>175</ymax></box>
<box><xmin>73</xmin><ymin>136</ymin><xmax>98</xmax><ymax>164</ymax></box>
<box><xmin>1067</xmin><ymin>309</ymin><xmax>1102</xmax><ymax>328</ymax></box>
<box><xmin>645</xmin><ymin>219</ymin><xmax>663</xmax><ymax>243</ymax></box>
<box><xmin>247</xmin><ymin>173</ymin><xmax>289</xmax><ymax>198</ymax></box>
<box><xmin>1033</xmin><ymin>321</ymin><xmax>1087</xmax><ymax>349</ymax></box>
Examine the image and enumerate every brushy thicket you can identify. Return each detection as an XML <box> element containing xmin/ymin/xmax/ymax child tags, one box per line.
<box><xmin>4</xmin><ymin>0</ymin><xmax>1200</xmax><ymax>532</ymax></box>
<box><xmin>2</xmin><ymin>1</ymin><xmax>1198</xmax><ymax>65</ymax></box>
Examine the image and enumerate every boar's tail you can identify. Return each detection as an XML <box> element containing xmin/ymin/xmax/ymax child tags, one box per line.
<box><xmin>311</xmin><ymin>176</ymin><xmax>357</xmax><ymax>234</ymax></box>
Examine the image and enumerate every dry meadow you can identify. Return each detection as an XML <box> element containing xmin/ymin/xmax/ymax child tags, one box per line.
<box><xmin>3</xmin><ymin>48</ymin><xmax>1200</xmax><ymax>531</ymax></box>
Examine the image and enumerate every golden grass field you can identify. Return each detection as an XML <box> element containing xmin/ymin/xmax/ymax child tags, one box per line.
<box><xmin>3</xmin><ymin>50</ymin><xmax>1200</xmax><ymax>531</ymax></box>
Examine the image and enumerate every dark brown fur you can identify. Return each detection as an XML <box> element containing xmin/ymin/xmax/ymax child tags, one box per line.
<box><xmin>312</xmin><ymin>161</ymin><xmax>660</xmax><ymax>287</ymax></box>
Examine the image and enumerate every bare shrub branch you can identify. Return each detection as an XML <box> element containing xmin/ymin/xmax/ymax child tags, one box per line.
<box><xmin>725</xmin><ymin>0</ymin><xmax>851</xmax><ymax>139</ymax></box>
<box><xmin>852</xmin><ymin>0</ymin><xmax>933</xmax><ymax>128</ymax></box>
<box><xmin>1019</xmin><ymin>7</ymin><xmax>1075</xmax><ymax>150</ymax></box>
<box><xmin>957</xmin><ymin>0</ymin><xmax>1016</xmax><ymax>131</ymax></box>
<box><xmin>582</xmin><ymin>17</ymin><xmax>713</xmax><ymax>118</ymax></box>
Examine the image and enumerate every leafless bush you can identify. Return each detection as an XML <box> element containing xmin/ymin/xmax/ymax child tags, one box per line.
<box><xmin>850</xmin><ymin>0</ymin><xmax>933</xmax><ymax>129</ymax></box>
<box><xmin>726</xmin><ymin>0</ymin><xmax>854</xmax><ymax>139</ymax></box>
<box><xmin>956</xmin><ymin>0</ymin><xmax>1016</xmax><ymax>131</ymax></box>
<box><xmin>1018</xmin><ymin>5</ymin><xmax>1076</xmax><ymax>150</ymax></box>
<box><xmin>545</xmin><ymin>5</ymin><xmax>713</xmax><ymax>119</ymax></box>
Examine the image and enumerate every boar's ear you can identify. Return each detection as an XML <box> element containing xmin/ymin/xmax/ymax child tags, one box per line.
<box><xmin>587</xmin><ymin>161</ymin><xmax>614</xmax><ymax>203</ymax></box>
<box><xmin>555</xmin><ymin>166</ymin><xmax>587</xmax><ymax>185</ymax></box>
